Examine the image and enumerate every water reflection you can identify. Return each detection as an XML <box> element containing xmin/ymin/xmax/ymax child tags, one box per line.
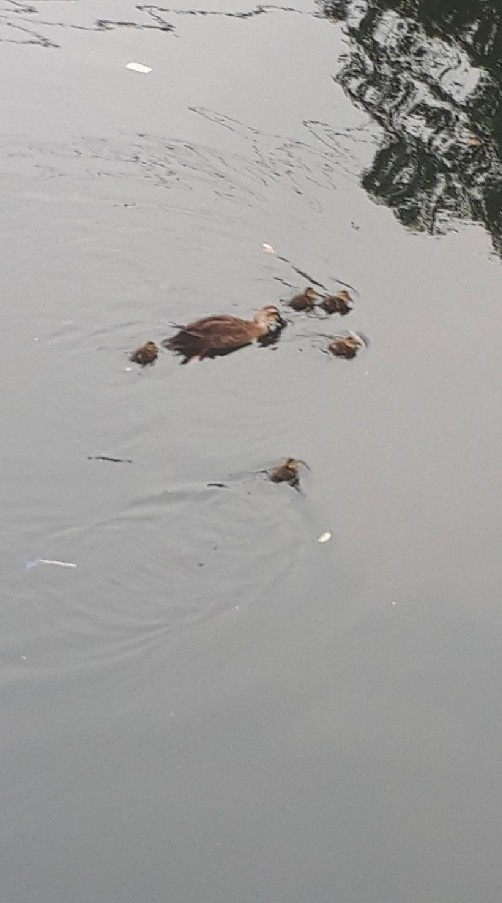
<box><xmin>322</xmin><ymin>0</ymin><xmax>502</xmax><ymax>255</ymax></box>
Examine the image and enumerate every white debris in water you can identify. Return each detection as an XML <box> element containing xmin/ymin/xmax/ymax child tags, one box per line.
<box><xmin>317</xmin><ymin>531</ymin><xmax>332</xmax><ymax>543</ymax></box>
<box><xmin>126</xmin><ymin>62</ymin><xmax>152</xmax><ymax>74</ymax></box>
<box><xmin>262</xmin><ymin>243</ymin><xmax>275</xmax><ymax>253</ymax></box>
<box><xmin>26</xmin><ymin>558</ymin><xmax>77</xmax><ymax>570</ymax></box>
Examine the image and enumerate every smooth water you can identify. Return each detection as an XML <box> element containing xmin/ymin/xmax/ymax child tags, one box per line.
<box><xmin>2</xmin><ymin>1</ymin><xmax>502</xmax><ymax>900</ymax></box>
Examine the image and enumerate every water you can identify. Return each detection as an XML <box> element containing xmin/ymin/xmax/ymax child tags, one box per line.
<box><xmin>2</xmin><ymin>1</ymin><xmax>502</xmax><ymax>900</ymax></box>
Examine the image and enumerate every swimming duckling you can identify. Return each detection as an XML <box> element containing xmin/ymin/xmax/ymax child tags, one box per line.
<box><xmin>162</xmin><ymin>306</ymin><xmax>286</xmax><ymax>364</ymax></box>
<box><xmin>268</xmin><ymin>457</ymin><xmax>310</xmax><ymax>489</ymax></box>
<box><xmin>328</xmin><ymin>331</ymin><xmax>368</xmax><ymax>359</ymax></box>
<box><xmin>130</xmin><ymin>341</ymin><xmax>158</xmax><ymax>366</ymax></box>
<box><xmin>319</xmin><ymin>290</ymin><xmax>353</xmax><ymax>315</ymax></box>
<box><xmin>288</xmin><ymin>287</ymin><xmax>318</xmax><ymax>311</ymax></box>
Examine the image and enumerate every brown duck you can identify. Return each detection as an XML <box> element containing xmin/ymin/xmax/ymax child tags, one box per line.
<box><xmin>288</xmin><ymin>287</ymin><xmax>318</xmax><ymax>311</ymax></box>
<box><xmin>319</xmin><ymin>289</ymin><xmax>353</xmax><ymax>315</ymax></box>
<box><xmin>130</xmin><ymin>341</ymin><xmax>158</xmax><ymax>366</ymax></box>
<box><xmin>162</xmin><ymin>305</ymin><xmax>286</xmax><ymax>364</ymax></box>
<box><xmin>328</xmin><ymin>331</ymin><xmax>368</xmax><ymax>359</ymax></box>
<box><xmin>268</xmin><ymin>457</ymin><xmax>310</xmax><ymax>489</ymax></box>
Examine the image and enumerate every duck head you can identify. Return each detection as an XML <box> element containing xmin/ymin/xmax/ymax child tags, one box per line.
<box><xmin>255</xmin><ymin>305</ymin><xmax>287</xmax><ymax>332</ymax></box>
<box><xmin>349</xmin><ymin>330</ymin><xmax>369</xmax><ymax>347</ymax></box>
<box><xmin>285</xmin><ymin>457</ymin><xmax>311</xmax><ymax>472</ymax></box>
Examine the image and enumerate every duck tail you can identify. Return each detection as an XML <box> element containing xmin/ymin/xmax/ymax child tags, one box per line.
<box><xmin>163</xmin><ymin>330</ymin><xmax>204</xmax><ymax>363</ymax></box>
<box><xmin>162</xmin><ymin>332</ymin><xmax>190</xmax><ymax>353</ymax></box>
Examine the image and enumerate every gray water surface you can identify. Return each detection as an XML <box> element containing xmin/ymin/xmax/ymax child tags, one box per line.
<box><xmin>2</xmin><ymin>1</ymin><xmax>502</xmax><ymax>901</ymax></box>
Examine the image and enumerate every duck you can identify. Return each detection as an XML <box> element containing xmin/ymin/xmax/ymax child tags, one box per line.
<box><xmin>319</xmin><ymin>289</ymin><xmax>353</xmax><ymax>315</ymax></box>
<box><xmin>287</xmin><ymin>287</ymin><xmax>318</xmax><ymax>311</ymax></box>
<box><xmin>268</xmin><ymin>457</ymin><xmax>310</xmax><ymax>489</ymax></box>
<box><xmin>130</xmin><ymin>341</ymin><xmax>158</xmax><ymax>366</ymax></box>
<box><xmin>328</xmin><ymin>331</ymin><xmax>368</xmax><ymax>359</ymax></box>
<box><xmin>162</xmin><ymin>306</ymin><xmax>286</xmax><ymax>364</ymax></box>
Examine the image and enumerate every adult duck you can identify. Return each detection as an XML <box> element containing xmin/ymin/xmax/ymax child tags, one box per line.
<box><xmin>162</xmin><ymin>305</ymin><xmax>286</xmax><ymax>364</ymax></box>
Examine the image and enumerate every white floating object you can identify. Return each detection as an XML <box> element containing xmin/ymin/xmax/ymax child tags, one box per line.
<box><xmin>317</xmin><ymin>531</ymin><xmax>332</xmax><ymax>543</ymax></box>
<box><xmin>39</xmin><ymin>559</ymin><xmax>77</xmax><ymax>567</ymax></box>
<box><xmin>262</xmin><ymin>243</ymin><xmax>275</xmax><ymax>253</ymax></box>
<box><xmin>26</xmin><ymin>558</ymin><xmax>77</xmax><ymax>570</ymax></box>
<box><xmin>126</xmin><ymin>61</ymin><xmax>152</xmax><ymax>74</ymax></box>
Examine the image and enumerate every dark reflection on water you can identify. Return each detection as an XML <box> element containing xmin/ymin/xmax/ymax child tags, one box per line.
<box><xmin>0</xmin><ymin>0</ymin><xmax>317</xmax><ymax>47</ymax></box>
<box><xmin>321</xmin><ymin>0</ymin><xmax>502</xmax><ymax>255</ymax></box>
<box><xmin>0</xmin><ymin>0</ymin><xmax>175</xmax><ymax>45</ymax></box>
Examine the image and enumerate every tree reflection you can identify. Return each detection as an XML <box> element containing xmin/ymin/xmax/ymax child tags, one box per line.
<box><xmin>322</xmin><ymin>0</ymin><xmax>502</xmax><ymax>255</ymax></box>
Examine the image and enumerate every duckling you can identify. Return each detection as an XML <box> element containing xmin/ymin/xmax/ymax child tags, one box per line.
<box><xmin>268</xmin><ymin>457</ymin><xmax>310</xmax><ymax>489</ymax></box>
<box><xmin>162</xmin><ymin>306</ymin><xmax>286</xmax><ymax>364</ymax></box>
<box><xmin>288</xmin><ymin>287</ymin><xmax>318</xmax><ymax>311</ymax></box>
<box><xmin>328</xmin><ymin>331</ymin><xmax>368</xmax><ymax>359</ymax></box>
<box><xmin>319</xmin><ymin>289</ymin><xmax>353</xmax><ymax>315</ymax></box>
<box><xmin>130</xmin><ymin>341</ymin><xmax>158</xmax><ymax>366</ymax></box>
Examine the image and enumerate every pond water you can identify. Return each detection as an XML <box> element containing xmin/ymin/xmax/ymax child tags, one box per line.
<box><xmin>1</xmin><ymin>1</ymin><xmax>502</xmax><ymax>900</ymax></box>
